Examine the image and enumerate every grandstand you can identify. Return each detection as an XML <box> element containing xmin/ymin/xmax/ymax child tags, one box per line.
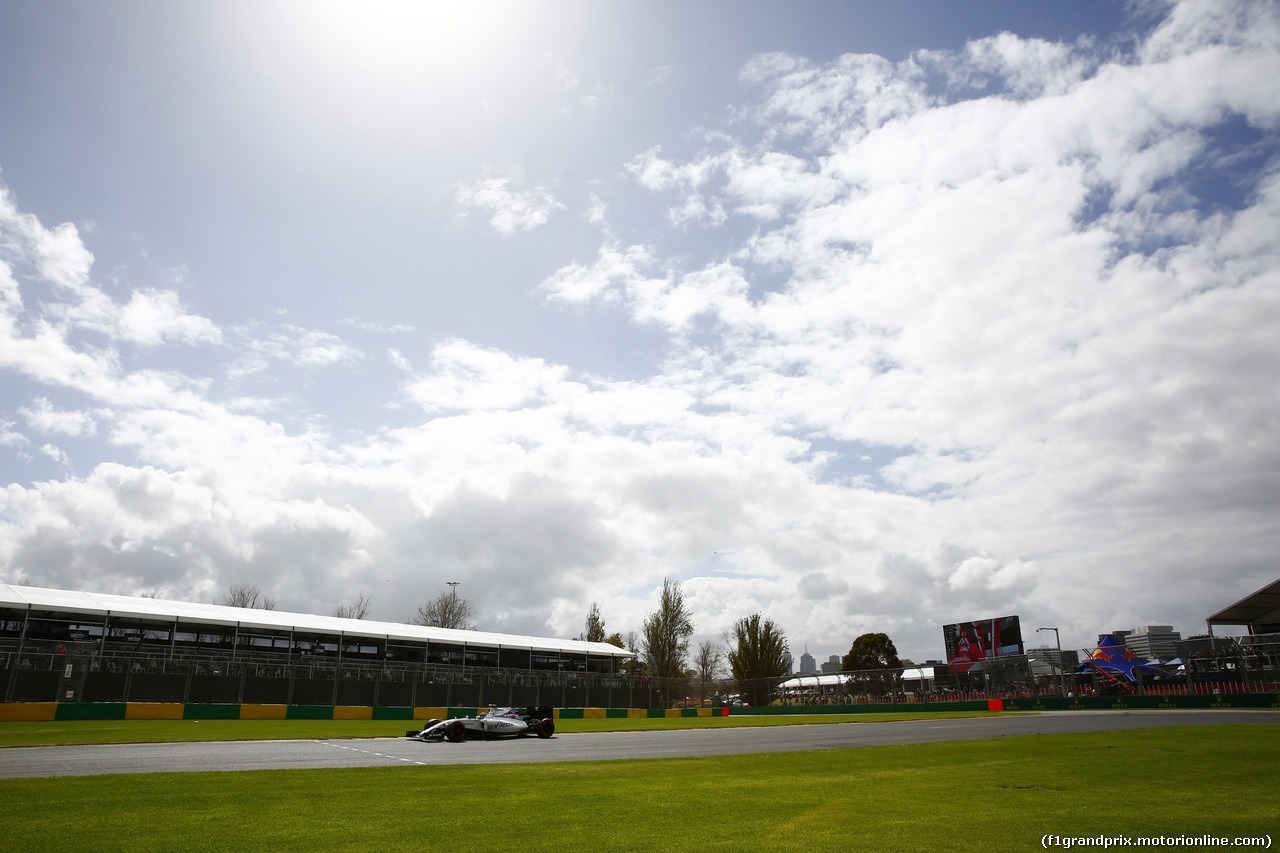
<box><xmin>1</xmin><ymin>584</ymin><xmax>641</xmax><ymax>708</ymax></box>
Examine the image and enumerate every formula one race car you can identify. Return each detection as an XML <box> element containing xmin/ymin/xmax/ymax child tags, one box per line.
<box><xmin>406</xmin><ymin>706</ymin><xmax>556</xmax><ymax>742</ymax></box>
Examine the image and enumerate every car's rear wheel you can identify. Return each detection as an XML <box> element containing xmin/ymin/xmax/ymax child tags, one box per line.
<box><xmin>536</xmin><ymin>718</ymin><xmax>555</xmax><ymax>738</ymax></box>
<box><xmin>445</xmin><ymin>720</ymin><xmax>467</xmax><ymax>742</ymax></box>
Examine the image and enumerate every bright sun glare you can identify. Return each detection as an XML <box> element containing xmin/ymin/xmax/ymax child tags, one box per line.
<box><xmin>282</xmin><ymin>0</ymin><xmax>536</xmax><ymax>85</ymax></box>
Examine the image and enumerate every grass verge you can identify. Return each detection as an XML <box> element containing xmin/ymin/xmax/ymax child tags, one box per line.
<box><xmin>0</xmin><ymin>711</ymin><xmax>998</xmax><ymax>746</ymax></box>
<box><xmin>0</xmin><ymin>724</ymin><xmax>1275</xmax><ymax>852</ymax></box>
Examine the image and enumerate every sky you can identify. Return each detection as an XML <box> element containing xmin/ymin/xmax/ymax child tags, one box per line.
<box><xmin>1</xmin><ymin>0</ymin><xmax>1277</xmax><ymax>664</ymax></box>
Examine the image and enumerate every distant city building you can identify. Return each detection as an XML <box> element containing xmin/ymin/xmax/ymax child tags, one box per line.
<box><xmin>1031</xmin><ymin>646</ymin><xmax>1080</xmax><ymax>672</ymax></box>
<box><xmin>820</xmin><ymin>654</ymin><xmax>842</xmax><ymax>674</ymax></box>
<box><xmin>799</xmin><ymin>650</ymin><xmax>817</xmax><ymax>674</ymax></box>
<box><xmin>1126</xmin><ymin>625</ymin><xmax>1182</xmax><ymax>660</ymax></box>
<box><xmin>1100</xmin><ymin>630</ymin><xmax>1132</xmax><ymax>646</ymax></box>
<box><xmin>1098</xmin><ymin>626</ymin><xmax>1181</xmax><ymax>661</ymax></box>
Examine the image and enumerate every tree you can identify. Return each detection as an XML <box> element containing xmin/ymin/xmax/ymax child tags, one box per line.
<box><xmin>333</xmin><ymin>593</ymin><xmax>372</xmax><ymax>620</ymax></box>
<box><xmin>641</xmin><ymin>577</ymin><xmax>693</xmax><ymax>680</ymax></box>
<box><xmin>223</xmin><ymin>583</ymin><xmax>275</xmax><ymax>610</ymax></box>
<box><xmin>615</xmin><ymin>629</ymin><xmax>643</xmax><ymax>676</ymax></box>
<box><xmin>693</xmin><ymin>639</ymin><xmax>723</xmax><ymax>704</ymax></box>
<box><xmin>727</xmin><ymin>613</ymin><xmax>790</xmax><ymax>707</ymax></box>
<box><xmin>841</xmin><ymin>632</ymin><xmax>903</xmax><ymax>696</ymax></box>
<box><xmin>410</xmin><ymin>585</ymin><xmax>476</xmax><ymax>630</ymax></box>
<box><xmin>582</xmin><ymin>601</ymin><xmax>606</xmax><ymax>642</ymax></box>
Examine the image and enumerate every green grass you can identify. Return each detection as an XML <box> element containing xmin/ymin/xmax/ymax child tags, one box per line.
<box><xmin>1</xmin><ymin>725</ymin><xmax>1275</xmax><ymax>852</ymax></box>
<box><xmin>0</xmin><ymin>711</ymin><xmax>998</xmax><ymax>746</ymax></box>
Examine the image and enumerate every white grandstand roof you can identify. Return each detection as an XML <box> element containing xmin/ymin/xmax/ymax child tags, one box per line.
<box><xmin>779</xmin><ymin>666</ymin><xmax>938</xmax><ymax>689</ymax></box>
<box><xmin>0</xmin><ymin>584</ymin><xmax>635</xmax><ymax>659</ymax></box>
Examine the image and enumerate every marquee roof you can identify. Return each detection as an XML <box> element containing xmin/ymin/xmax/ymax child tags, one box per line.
<box><xmin>1205</xmin><ymin>578</ymin><xmax>1280</xmax><ymax>635</ymax></box>
<box><xmin>779</xmin><ymin>667</ymin><xmax>937</xmax><ymax>689</ymax></box>
<box><xmin>0</xmin><ymin>584</ymin><xmax>635</xmax><ymax>659</ymax></box>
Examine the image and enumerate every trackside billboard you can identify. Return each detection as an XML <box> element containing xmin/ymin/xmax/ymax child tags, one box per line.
<box><xmin>942</xmin><ymin>615</ymin><xmax>1024</xmax><ymax>673</ymax></box>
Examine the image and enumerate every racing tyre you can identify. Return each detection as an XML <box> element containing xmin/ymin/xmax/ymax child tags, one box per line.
<box><xmin>536</xmin><ymin>718</ymin><xmax>555</xmax><ymax>738</ymax></box>
<box><xmin>445</xmin><ymin>720</ymin><xmax>467</xmax><ymax>743</ymax></box>
<box><xmin>423</xmin><ymin>718</ymin><xmax>441</xmax><ymax>731</ymax></box>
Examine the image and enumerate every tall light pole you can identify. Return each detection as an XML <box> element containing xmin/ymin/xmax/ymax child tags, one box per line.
<box><xmin>446</xmin><ymin>581</ymin><xmax>460</xmax><ymax>624</ymax></box>
<box><xmin>1037</xmin><ymin>627</ymin><xmax>1065</xmax><ymax>697</ymax></box>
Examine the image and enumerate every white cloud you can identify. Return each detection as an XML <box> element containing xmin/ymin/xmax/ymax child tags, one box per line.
<box><xmin>540</xmin><ymin>242</ymin><xmax>663</xmax><ymax>305</ymax></box>
<box><xmin>344</xmin><ymin>318</ymin><xmax>415</xmax><ymax>334</ymax></box>
<box><xmin>0</xmin><ymin>418</ymin><xmax>28</xmax><ymax>448</ymax></box>
<box><xmin>627</xmin><ymin>147</ymin><xmax>730</xmax><ymax>226</ymax></box>
<box><xmin>228</xmin><ymin>323</ymin><xmax>363</xmax><ymax>378</ymax></box>
<box><xmin>951</xmin><ymin>32</ymin><xmax>1095</xmax><ymax>98</ymax></box>
<box><xmin>541</xmin><ymin>246</ymin><xmax>755</xmax><ymax>334</ymax></box>
<box><xmin>455</xmin><ymin>176</ymin><xmax>565</xmax><ymax>235</ymax></box>
<box><xmin>386</xmin><ymin>348</ymin><xmax>412</xmax><ymax>372</ymax></box>
<box><xmin>402</xmin><ymin>339</ymin><xmax>577</xmax><ymax>414</ymax></box>
<box><xmin>0</xmin><ymin>188</ymin><xmax>222</xmax><ymax>410</ymax></box>
<box><xmin>586</xmin><ymin>192</ymin><xmax>608</xmax><ymax>226</ymax></box>
<box><xmin>37</xmin><ymin>443</ymin><xmax>73</xmax><ymax>472</ymax></box>
<box><xmin>0</xmin><ymin>185</ymin><xmax>94</xmax><ymax>291</ymax></box>
<box><xmin>19</xmin><ymin>398</ymin><xmax>98</xmax><ymax>437</ymax></box>
<box><xmin>117</xmin><ymin>289</ymin><xmax>222</xmax><ymax>346</ymax></box>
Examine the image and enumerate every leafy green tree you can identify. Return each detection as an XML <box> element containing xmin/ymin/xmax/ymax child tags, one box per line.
<box><xmin>641</xmin><ymin>577</ymin><xmax>693</xmax><ymax>680</ymax></box>
<box><xmin>841</xmin><ymin>632</ymin><xmax>902</xmax><ymax>695</ymax></box>
<box><xmin>582</xmin><ymin>601</ymin><xmax>606</xmax><ymax>642</ymax></box>
<box><xmin>728</xmin><ymin>613</ymin><xmax>790</xmax><ymax>706</ymax></box>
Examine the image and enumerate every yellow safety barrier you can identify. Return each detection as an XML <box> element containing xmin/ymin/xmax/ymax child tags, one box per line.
<box><xmin>0</xmin><ymin>703</ymin><xmax>56</xmax><ymax>722</ymax></box>
<box><xmin>413</xmin><ymin>707</ymin><xmax>449</xmax><ymax>720</ymax></box>
<box><xmin>125</xmin><ymin>703</ymin><xmax>183</xmax><ymax>720</ymax></box>
<box><xmin>334</xmin><ymin>705</ymin><xmax>372</xmax><ymax>720</ymax></box>
<box><xmin>240</xmin><ymin>704</ymin><xmax>287</xmax><ymax>720</ymax></box>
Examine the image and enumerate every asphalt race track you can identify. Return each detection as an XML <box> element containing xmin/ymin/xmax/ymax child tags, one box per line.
<box><xmin>2</xmin><ymin>710</ymin><xmax>1277</xmax><ymax>779</ymax></box>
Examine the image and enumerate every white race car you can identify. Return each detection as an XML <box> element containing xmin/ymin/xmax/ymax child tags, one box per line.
<box><xmin>407</xmin><ymin>705</ymin><xmax>556</xmax><ymax>742</ymax></box>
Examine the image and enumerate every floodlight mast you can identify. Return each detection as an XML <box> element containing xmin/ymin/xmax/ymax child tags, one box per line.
<box><xmin>447</xmin><ymin>581</ymin><xmax>461</xmax><ymax>625</ymax></box>
<box><xmin>1036</xmin><ymin>627</ymin><xmax>1065</xmax><ymax>697</ymax></box>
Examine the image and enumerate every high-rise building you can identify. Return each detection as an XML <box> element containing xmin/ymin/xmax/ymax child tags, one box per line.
<box><xmin>1098</xmin><ymin>626</ymin><xmax>1181</xmax><ymax>660</ymax></box>
<box><xmin>1031</xmin><ymin>646</ymin><xmax>1080</xmax><ymax>671</ymax></box>
<box><xmin>1126</xmin><ymin>625</ymin><xmax>1181</xmax><ymax>660</ymax></box>
<box><xmin>820</xmin><ymin>654</ymin><xmax>842</xmax><ymax>674</ymax></box>
<box><xmin>799</xmin><ymin>649</ymin><xmax>817</xmax><ymax>674</ymax></box>
<box><xmin>1099</xmin><ymin>630</ymin><xmax>1132</xmax><ymax>646</ymax></box>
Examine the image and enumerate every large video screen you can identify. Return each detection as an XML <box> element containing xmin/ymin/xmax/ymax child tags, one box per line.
<box><xmin>942</xmin><ymin>615</ymin><xmax>1024</xmax><ymax>673</ymax></box>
